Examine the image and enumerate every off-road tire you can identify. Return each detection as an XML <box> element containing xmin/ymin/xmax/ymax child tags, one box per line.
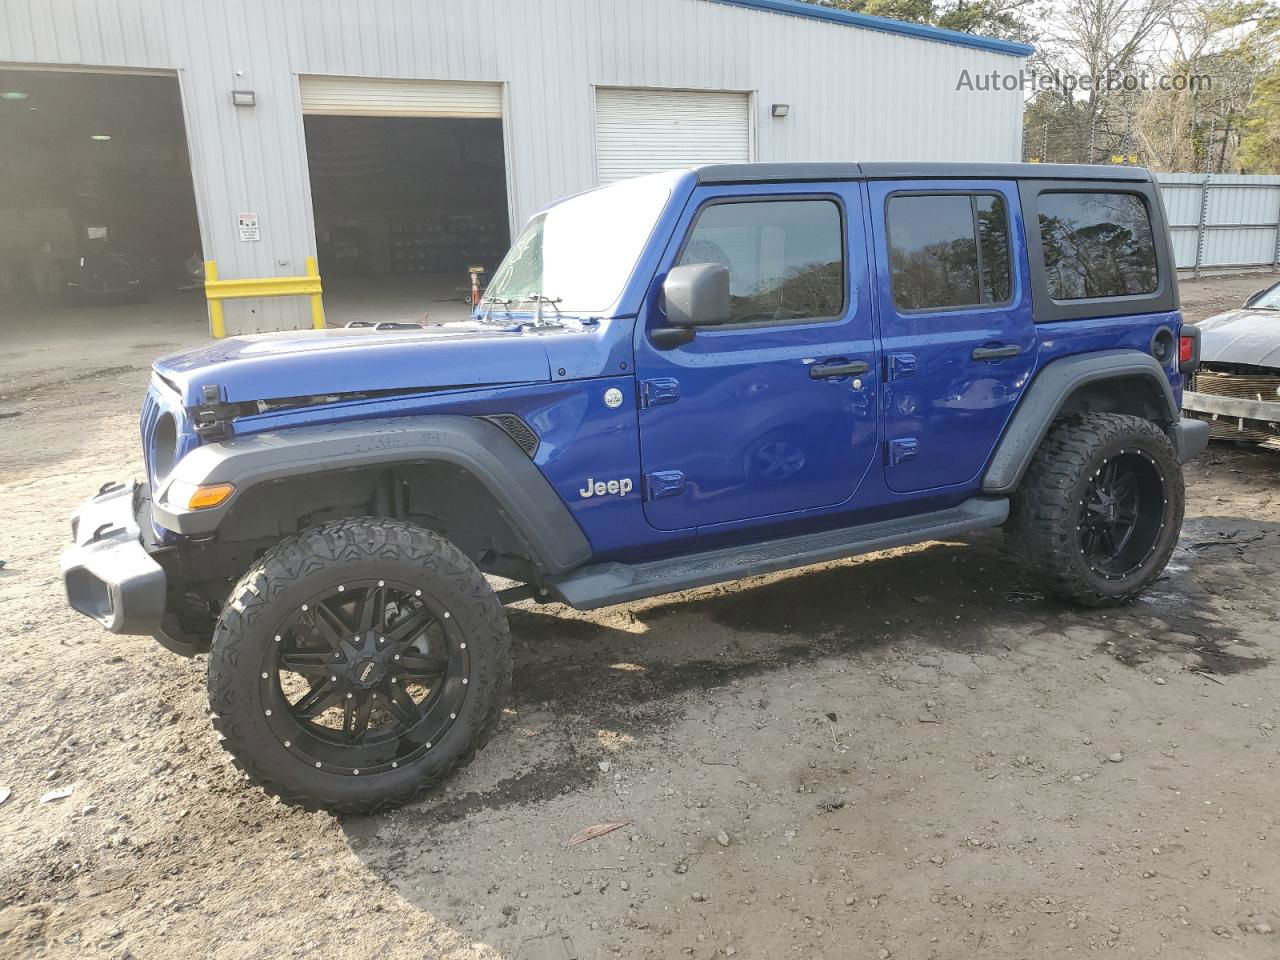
<box><xmin>207</xmin><ymin>517</ymin><xmax>511</xmax><ymax>813</ymax></box>
<box><xmin>1009</xmin><ymin>413</ymin><xmax>1184</xmax><ymax>607</ymax></box>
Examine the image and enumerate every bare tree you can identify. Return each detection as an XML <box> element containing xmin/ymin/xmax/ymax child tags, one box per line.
<box><xmin>1035</xmin><ymin>0</ymin><xmax>1178</xmax><ymax>162</ymax></box>
<box><xmin>1134</xmin><ymin>2</ymin><xmax>1278</xmax><ymax>171</ymax></box>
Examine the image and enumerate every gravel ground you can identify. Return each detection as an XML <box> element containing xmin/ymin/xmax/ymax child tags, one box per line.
<box><xmin>1</xmin><ymin>272</ymin><xmax>1278</xmax><ymax>960</ymax></box>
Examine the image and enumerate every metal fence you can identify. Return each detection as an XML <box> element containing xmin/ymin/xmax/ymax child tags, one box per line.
<box><xmin>1156</xmin><ymin>173</ymin><xmax>1280</xmax><ymax>276</ymax></box>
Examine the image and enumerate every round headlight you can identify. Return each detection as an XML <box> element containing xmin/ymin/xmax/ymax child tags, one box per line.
<box><xmin>152</xmin><ymin>411</ymin><xmax>178</xmax><ymax>480</ymax></box>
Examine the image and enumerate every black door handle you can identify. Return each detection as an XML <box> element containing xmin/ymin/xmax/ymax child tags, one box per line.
<box><xmin>810</xmin><ymin>360</ymin><xmax>870</xmax><ymax>379</ymax></box>
<box><xmin>971</xmin><ymin>344</ymin><xmax>1022</xmax><ymax>361</ymax></box>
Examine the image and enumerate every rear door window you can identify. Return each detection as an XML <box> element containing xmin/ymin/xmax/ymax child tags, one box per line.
<box><xmin>1037</xmin><ymin>192</ymin><xmax>1158</xmax><ymax>300</ymax></box>
<box><xmin>886</xmin><ymin>193</ymin><xmax>1012</xmax><ymax>312</ymax></box>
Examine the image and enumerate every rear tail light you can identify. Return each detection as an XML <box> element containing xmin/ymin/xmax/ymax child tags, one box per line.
<box><xmin>1178</xmin><ymin>325</ymin><xmax>1201</xmax><ymax>375</ymax></box>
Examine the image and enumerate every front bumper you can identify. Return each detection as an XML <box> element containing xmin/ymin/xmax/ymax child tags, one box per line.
<box><xmin>61</xmin><ymin>481</ymin><xmax>167</xmax><ymax>635</ymax></box>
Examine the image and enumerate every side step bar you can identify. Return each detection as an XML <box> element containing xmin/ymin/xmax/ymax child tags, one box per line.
<box><xmin>547</xmin><ymin>497</ymin><xmax>1009</xmax><ymax>610</ymax></box>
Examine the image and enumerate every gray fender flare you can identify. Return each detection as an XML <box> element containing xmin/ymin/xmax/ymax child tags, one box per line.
<box><xmin>152</xmin><ymin>415</ymin><xmax>592</xmax><ymax>575</ymax></box>
<box><xmin>982</xmin><ymin>350</ymin><xmax>1178</xmax><ymax>495</ymax></box>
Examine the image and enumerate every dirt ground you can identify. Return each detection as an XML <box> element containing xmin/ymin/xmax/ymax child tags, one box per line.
<box><xmin>2</xmin><ymin>271</ymin><xmax>1279</xmax><ymax>960</ymax></box>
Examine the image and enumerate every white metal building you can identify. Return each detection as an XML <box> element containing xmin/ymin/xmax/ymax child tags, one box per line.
<box><xmin>0</xmin><ymin>0</ymin><xmax>1031</xmax><ymax>334</ymax></box>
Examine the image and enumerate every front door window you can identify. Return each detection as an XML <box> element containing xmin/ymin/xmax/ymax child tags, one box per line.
<box><xmin>678</xmin><ymin>198</ymin><xmax>845</xmax><ymax>325</ymax></box>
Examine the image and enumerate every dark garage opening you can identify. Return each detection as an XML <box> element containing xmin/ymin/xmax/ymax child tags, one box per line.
<box><xmin>0</xmin><ymin>69</ymin><xmax>203</xmax><ymax>335</ymax></box>
<box><xmin>303</xmin><ymin>115</ymin><xmax>510</xmax><ymax>325</ymax></box>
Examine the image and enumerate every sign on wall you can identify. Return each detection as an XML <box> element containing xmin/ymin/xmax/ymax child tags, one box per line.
<box><xmin>237</xmin><ymin>212</ymin><xmax>260</xmax><ymax>242</ymax></box>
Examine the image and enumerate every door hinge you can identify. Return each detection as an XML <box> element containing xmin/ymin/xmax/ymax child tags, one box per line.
<box><xmin>644</xmin><ymin>470</ymin><xmax>686</xmax><ymax>500</ymax></box>
<box><xmin>886</xmin><ymin>353</ymin><xmax>917</xmax><ymax>381</ymax></box>
<box><xmin>640</xmin><ymin>378</ymin><xmax>681</xmax><ymax>409</ymax></box>
<box><xmin>886</xmin><ymin>437</ymin><xmax>919</xmax><ymax>466</ymax></box>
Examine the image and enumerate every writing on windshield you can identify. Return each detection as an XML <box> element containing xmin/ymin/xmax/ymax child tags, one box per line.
<box><xmin>486</xmin><ymin>174</ymin><xmax>676</xmax><ymax>313</ymax></box>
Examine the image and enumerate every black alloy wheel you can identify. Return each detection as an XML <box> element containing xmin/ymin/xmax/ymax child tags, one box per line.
<box><xmin>208</xmin><ymin>517</ymin><xmax>511</xmax><ymax>812</ymax></box>
<box><xmin>267</xmin><ymin>579</ymin><xmax>469</xmax><ymax>777</ymax></box>
<box><xmin>1077</xmin><ymin>450</ymin><xmax>1168</xmax><ymax>581</ymax></box>
<box><xmin>1009</xmin><ymin>413</ymin><xmax>1184</xmax><ymax>607</ymax></box>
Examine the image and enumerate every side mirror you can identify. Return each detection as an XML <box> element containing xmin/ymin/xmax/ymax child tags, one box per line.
<box><xmin>663</xmin><ymin>263</ymin><xmax>731</xmax><ymax>327</ymax></box>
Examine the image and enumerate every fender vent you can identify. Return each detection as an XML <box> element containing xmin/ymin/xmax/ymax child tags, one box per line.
<box><xmin>480</xmin><ymin>414</ymin><xmax>539</xmax><ymax>457</ymax></box>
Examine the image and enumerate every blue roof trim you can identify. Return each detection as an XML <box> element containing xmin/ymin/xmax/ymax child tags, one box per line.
<box><xmin>706</xmin><ymin>0</ymin><xmax>1035</xmax><ymax>58</ymax></box>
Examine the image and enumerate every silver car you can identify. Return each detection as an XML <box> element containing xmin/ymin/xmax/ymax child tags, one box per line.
<box><xmin>1183</xmin><ymin>280</ymin><xmax>1280</xmax><ymax>449</ymax></box>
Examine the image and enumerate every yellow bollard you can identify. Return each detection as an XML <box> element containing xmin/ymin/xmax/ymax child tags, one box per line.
<box><xmin>306</xmin><ymin>255</ymin><xmax>325</xmax><ymax>330</ymax></box>
<box><xmin>205</xmin><ymin>260</ymin><xmax>226</xmax><ymax>339</ymax></box>
<box><xmin>203</xmin><ymin>258</ymin><xmax>324</xmax><ymax>337</ymax></box>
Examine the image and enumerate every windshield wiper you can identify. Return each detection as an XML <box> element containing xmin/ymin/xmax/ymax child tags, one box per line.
<box><xmin>478</xmin><ymin>295</ymin><xmax>513</xmax><ymax>323</ymax></box>
<box><xmin>518</xmin><ymin>293</ymin><xmax>563</xmax><ymax>328</ymax></box>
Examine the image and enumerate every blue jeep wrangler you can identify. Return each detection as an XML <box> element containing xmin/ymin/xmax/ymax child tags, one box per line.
<box><xmin>62</xmin><ymin>162</ymin><xmax>1208</xmax><ymax>812</ymax></box>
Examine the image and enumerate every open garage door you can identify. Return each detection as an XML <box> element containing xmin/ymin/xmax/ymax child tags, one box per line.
<box><xmin>0</xmin><ymin>69</ymin><xmax>203</xmax><ymax>341</ymax></box>
<box><xmin>300</xmin><ymin>77</ymin><xmax>509</xmax><ymax>326</ymax></box>
<box><xmin>595</xmin><ymin>88</ymin><xmax>751</xmax><ymax>185</ymax></box>
<box><xmin>300</xmin><ymin>76</ymin><xmax>502</xmax><ymax>118</ymax></box>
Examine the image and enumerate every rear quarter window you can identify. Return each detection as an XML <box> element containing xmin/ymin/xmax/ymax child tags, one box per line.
<box><xmin>1038</xmin><ymin>192</ymin><xmax>1158</xmax><ymax>300</ymax></box>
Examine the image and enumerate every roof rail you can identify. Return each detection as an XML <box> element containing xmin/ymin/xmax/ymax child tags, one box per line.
<box><xmin>695</xmin><ymin>161</ymin><xmax>1154</xmax><ymax>185</ymax></box>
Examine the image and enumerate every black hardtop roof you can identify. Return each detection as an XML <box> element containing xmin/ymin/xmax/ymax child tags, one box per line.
<box><xmin>695</xmin><ymin>162</ymin><xmax>1155</xmax><ymax>185</ymax></box>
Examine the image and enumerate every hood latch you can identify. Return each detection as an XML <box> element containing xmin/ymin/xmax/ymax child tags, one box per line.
<box><xmin>193</xmin><ymin>383</ymin><xmax>235</xmax><ymax>443</ymax></box>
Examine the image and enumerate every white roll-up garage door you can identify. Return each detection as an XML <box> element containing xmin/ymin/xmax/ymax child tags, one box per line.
<box><xmin>595</xmin><ymin>87</ymin><xmax>751</xmax><ymax>185</ymax></box>
<box><xmin>299</xmin><ymin>76</ymin><xmax>502</xmax><ymax>118</ymax></box>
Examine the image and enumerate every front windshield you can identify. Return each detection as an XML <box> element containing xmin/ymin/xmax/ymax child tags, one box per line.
<box><xmin>485</xmin><ymin>172</ymin><xmax>678</xmax><ymax>314</ymax></box>
<box><xmin>1249</xmin><ymin>282</ymin><xmax>1280</xmax><ymax>310</ymax></box>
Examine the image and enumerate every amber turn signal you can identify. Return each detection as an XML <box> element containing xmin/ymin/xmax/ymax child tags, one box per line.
<box><xmin>166</xmin><ymin>479</ymin><xmax>235</xmax><ymax>510</ymax></box>
<box><xmin>187</xmin><ymin>483</ymin><xmax>235</xmax><ymax>509</ymax></box>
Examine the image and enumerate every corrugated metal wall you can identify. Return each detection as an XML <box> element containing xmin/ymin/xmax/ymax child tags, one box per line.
<box><xmin>1157</xmin><ymin>173</ymin><xmax>1280</xmax><ymax>273</ymax></box>
<box><xmin>0</xmin><ymin>0</ymin><xmax>1027</xmax><ymax>333</ymax></box>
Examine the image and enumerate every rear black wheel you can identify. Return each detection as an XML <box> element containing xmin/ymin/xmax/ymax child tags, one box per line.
<box><xmin>1077</xmin><ymin>450</ymin><xmax>1167</xmax><ymax>581</ymax></box>
<box><xmin>208</xmin><ymin>517</ymin><xmax>510</xmax><ymax>813</ymax></box>
<box><xmin>1009</xmin><ymin>413</ymin><xmax>1184</xmax><ymax>607</ymax></box>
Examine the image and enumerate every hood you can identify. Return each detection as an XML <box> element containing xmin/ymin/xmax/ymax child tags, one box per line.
<box><xmin>1196</xmin><ymin>308</ymin><xmax>1280</xmax><ymax>368</ymax></box>
<box><xmin>154</xmin><ymin>323</ymin><xmax>559</xmax><ymax>406</ymax></box>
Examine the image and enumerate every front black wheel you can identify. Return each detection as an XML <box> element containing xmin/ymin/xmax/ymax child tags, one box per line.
<box><xmin>1009</xmin><ymin>413</ymin><xmax>1184</xmax><ymax>607</ymax></box>
<box><xmin>207</xmin><ymin>518</ymin><xmax>511</xmax><ymax>813</ymax></box>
